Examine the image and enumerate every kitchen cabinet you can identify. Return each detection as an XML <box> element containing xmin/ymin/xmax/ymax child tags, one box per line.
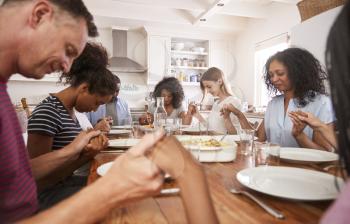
<box><xmin>147</xmin><ymin>35</ymin><xmax>210</xmax><ymax>86</ymax></box>
<box><xmin>209</xmin><ymin>40</ymin><xmax>235</xmax><ymax>79</ymax></box>
<box><xmin>147</xmin><ymin>35</ymin><xmax>171</xmax><ymax>84</ymax></box>
<box><xmin>147</xmin><ymin>36</ymin><xmax>234</xmax><ymax>86</ymax></box>
<box><xmin>170</xmin><ymin>38</ymin><xmax>209</xmax><ymax>86</ymax></box>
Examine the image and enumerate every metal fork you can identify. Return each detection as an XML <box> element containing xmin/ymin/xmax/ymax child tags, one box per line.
<box><xmin>219</xmin><ymin>132</ymin><xmax>228</xmax><ymax>141</ymax></box>
<box><xmin>230</xmin><ymin>188</ymin><xmax>284</xmax><ymax>219</ymax></box>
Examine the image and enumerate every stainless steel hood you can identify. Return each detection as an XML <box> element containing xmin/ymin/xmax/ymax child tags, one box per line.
<box><xmin>108</xmin><ymin>29</ymin><xmax>147</xmax><ymax>73</ymax></box>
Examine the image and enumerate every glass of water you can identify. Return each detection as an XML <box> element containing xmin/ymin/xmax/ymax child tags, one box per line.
<box><xmin>239</xmin><ymin>129</ymin><xmax>255</xmax><ymax>156</ymax></box>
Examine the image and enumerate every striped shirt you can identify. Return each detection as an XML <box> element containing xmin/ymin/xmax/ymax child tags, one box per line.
<box><xmin>0</xmin><ymin>81</ymin><xmax>38</xmax><ymax>222</ymax></box>
<box><xmin>28</xmin><ymin>95</ymin><xmax>82</xmax><ymax>150</ymax></box>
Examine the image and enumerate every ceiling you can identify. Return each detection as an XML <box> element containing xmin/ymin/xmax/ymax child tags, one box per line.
<box><xmin>83</xmin><ymin>0</ymin><xmax>301</xmax><ymax>34</ymax></box>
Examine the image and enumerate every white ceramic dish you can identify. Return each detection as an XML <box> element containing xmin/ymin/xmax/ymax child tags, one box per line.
<box><xmin>192</xmin><ymin>47</ymin><xmax>205</xmax><ymax>53</ymax></box>
<box><xmin>280</xmin><ymin>147</ymin><xmax>338</xmax><ymax>163</ymax></box>
<box><xmin>236</xmin><ymin>166</ymin><xmax>344</xmax><ymax>201</ymax></box>
<box><xmin>108</xmin><ymin>129</ymin><xmax>131</xmax><ymax>135</ymax></box>
<box><xmin>173</xmin><ymin>43</ymin><xmax>184</xmax><ymax>51</ymax></box>
<box><xmin>108</xmin><ymin>138</ymin><xmax>140</xmax><ymax>148</ymax></box>
<box><xmin>180</xmin><ymin>126</ymin><xmax>218</xmax><ymax>134</ymax></box>
<box><xmin>97</xmin><ymin>161</ymin><xmax>113</xmax><ymax>176</ymax></box>
<box><xmin>97</xmin><ymin>162</ymin><xmax>171</xmax><ymax>179</ymax></box>
<box><xmin>175</xmin><ymin>135</ymin><xmax>237</xmax><ymax>162</ymax></box>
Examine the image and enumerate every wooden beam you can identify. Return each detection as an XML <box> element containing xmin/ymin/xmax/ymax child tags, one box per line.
<box><xmin>193</xmin><ymin>0</ymin><xmax>232</xmax><ymax>25</ymax></box>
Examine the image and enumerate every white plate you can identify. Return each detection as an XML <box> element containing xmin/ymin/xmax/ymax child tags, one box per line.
<box><xmin>97</xmin><ymin>161</ymin><xmax>113</xmax><ymax>176</ymax></box>
<box><xmin>111</xmin><ymin>125</ymin><xmax>132</xmax><ymax>129</ymax></box>
<box><xmin>280</xmin><ymin>147</ymin><xmax>338</xmax><ymax>163</ymax></box>
<box><xmin>108</xmin><ymin>138</ymin><xmax>140</xmax><ymax>148</ymax></box>
<box><xmin>181</xmin><ymin>126</ymin><xmax>217</xmax><ymax>134</ymax></box>
<box><xmin>108</xmin><ymin>129</ymin><xmax>131</xmax><ymax>135</ymax></box>
<box><xmin>237</xmin><ymin>166</ymin><xmax>344</xmax><ymax>201</ymax></box>
<box><xmin>97</xmin><ymin>162</ymin><xmax>171</xmax><ymax>179</ymax></box>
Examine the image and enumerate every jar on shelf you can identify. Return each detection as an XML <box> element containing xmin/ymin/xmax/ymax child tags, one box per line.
<box><xmin>175</xmin><ymin>58</ymin><xmax>182</xmax><ymax>66</ymax></box>
<box><xmin>182</xmin><ymin>58</ymin><xmax>188</xmax><ymax>67</ymax></box>
<box><xmin>188</xmin><ymin>60</ymin><xmax>194</xmax><ymax>67</ymax></box>
<box><xmin>190</xmin><ymin>75</ymin><xmax>197</xmax><ymax>82</ymax></box>
<box><xmin>199</xmin><ymin>60</ymin><xmax>206</xmax><ymax>67</ymax></box>
<box><xmin>177</xmin><ymin>71</ymin><xmax>184</xmax><ymax>81</ymax></box>
<box><xmin>193</xmin><ymin>59</ymin><xmax>199</xmax><ymax>67</ymax></box>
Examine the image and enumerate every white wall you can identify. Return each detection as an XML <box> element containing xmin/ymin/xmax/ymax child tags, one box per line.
<box><xmin>234</xmin><ymin>3</ymin><xmax>300</xmax><ymax>104</ymax></box>
<box><xmin>290</xmin><ymin>7</ymin><xmax>342</xmax><ymax>66</ymax></box>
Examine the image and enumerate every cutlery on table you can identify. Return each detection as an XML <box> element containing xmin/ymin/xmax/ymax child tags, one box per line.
<box><xmin>219</xmin><ymin>132</ymin><xmax>228</xmax><ymax>141</ymax></box>
<box><xmin>230</xmin><ymin>187</ymin><xmax>284</xmax><ymax>219</ymax></box>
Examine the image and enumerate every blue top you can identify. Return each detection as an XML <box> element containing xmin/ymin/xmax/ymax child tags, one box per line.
<box><xmin>85</xmin><ymin>97</ymin><xmax>131</xmax><ymax>126</ymax></box>
<box><xmin>264</xmin><ymin>94</ymin><xmax>335</xmax><ymax>147</ymax></box>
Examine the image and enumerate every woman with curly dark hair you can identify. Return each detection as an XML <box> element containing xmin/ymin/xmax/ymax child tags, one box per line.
<box><xmin>139</xmin><ymin>77</ymin><xmax>191</xmax><ymax>124</ymax></box>
<box><xmin>223</xmin><ymin>48</ymin><xmax>335</xmax><ymax>150</ymax></box>
<box><xmin>27</xmin><ymin>42</ymin><xmax>115</xmax><ymax>209</ymax></box>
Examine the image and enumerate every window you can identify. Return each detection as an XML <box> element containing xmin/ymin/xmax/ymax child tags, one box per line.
<box><xmin>254</xmin><ymin>33</ymin><xmax>289</xmax><ymax>107</ymax></box>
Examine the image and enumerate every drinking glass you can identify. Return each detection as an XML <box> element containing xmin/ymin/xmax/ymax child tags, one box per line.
<box><xmin>131</xmin><ymin>121</ymin><xmax>144</xmax><ymax>138</ymax></box>
<box><xmin>268</xmin><ymin>143</ymin><xmax>281</xmax><ymax>165</ymax></box>
<box><xmin>239</xmin><ymin>129</ymin><xmax>255</xmax><ymax>156</ymax></box>
<box><xmin>254</xmin><ymin>142</ymin><xmax>270</xmax><ymax>166</ymax></box>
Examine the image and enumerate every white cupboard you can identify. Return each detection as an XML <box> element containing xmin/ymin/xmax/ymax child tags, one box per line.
<box><xmin>147</xmin><ymin>35</ymin><xmax>171</xmax><ymax>84</ymax></box>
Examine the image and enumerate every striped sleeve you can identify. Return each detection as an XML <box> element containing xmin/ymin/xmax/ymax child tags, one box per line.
<box><xmin>28</xmin><ymin>102</ymin><xmax>62</xmax><ymax>136</ymax></box>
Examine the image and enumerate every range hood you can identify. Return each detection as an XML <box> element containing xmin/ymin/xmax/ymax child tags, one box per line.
<box><xmin>108</xmin><ymin>29</ymin><xmax>147</xmax><ymax>73</ymax></box>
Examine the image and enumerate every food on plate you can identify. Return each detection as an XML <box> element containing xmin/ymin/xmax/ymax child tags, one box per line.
<box><xmin>180</xmin><ymin>138</ymin><xmax>228</xmax><ymax>147</ymax></box>
<box><xmin>142</xmin><ymin>124</ymin><xmax>154</xmax><ymax>129</ymax></box>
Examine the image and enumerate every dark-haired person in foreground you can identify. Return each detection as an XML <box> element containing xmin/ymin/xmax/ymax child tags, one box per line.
<box><xmin>321</xmin><ymin>2</ymin><xmax>350</xmax><ymax>223</ymax></box>
<box><xmin>27</xmin><ymin>42</ymin><xmax>117</xmax><ymax>209</ymax></box>
<box><xmin>0</xmin><ymin>1</ymin><xmax>163</xmax><ymax>223</ymax></box>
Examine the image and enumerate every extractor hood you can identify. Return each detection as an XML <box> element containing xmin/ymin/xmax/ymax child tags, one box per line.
<box><xmin>108</xmin><ymin>29</ymin><xmax>147</xmax><ymax>73</ymax></box>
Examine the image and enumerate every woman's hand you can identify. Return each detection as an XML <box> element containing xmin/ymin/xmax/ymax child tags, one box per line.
<box><xmin>187</xmin><ymin>102</ymin><xmax>198</xmax><ymax>116</ymax></box>
<box><xmin>220</xmin><ymin>104</ymin><xmax>231</xmax><ymax>119</ymax></box>
<box><xmin>221</xmin><ymin>103</ymin><xmax>241</xmax><ymax>117</ymax></box>
<box><xmin>94</xmin><ymin>117</ymin><xmax>111</xmax><ymax>132</ymax></box>
<box><xmin>289</xmin><ymin>111</ymin><xmax>325</xmax><ymax>131</ymax></box>
<box><xmin>139</xmin><ymin>112</ymin><xmax>154</xmax><ymax>125</ymax></box>
<box><xmin>289</xmin><ymin>112</ymin><xmax>307</xmax><ymax>138</ymax></box>
<box><xmin>83</xmin><ymin>131</ymin><xmax>109</xmax><ymax>157</ymax></box>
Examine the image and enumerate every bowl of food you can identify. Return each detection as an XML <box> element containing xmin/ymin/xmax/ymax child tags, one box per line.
<box><xmin>173</xmin><ymin>43</ymin><xmax>184</xmax><ymax>51</ymax></box>
<box><xmin>192</xmin><ymin>47</ymin><xmax>205</xmax><ymax>53</ymax></box>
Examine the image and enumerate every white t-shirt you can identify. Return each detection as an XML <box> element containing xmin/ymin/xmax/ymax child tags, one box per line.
<box><xmin>207</xmin><ymin>96</ymin><xmax>242</xmax><ymax>134</ymax></box>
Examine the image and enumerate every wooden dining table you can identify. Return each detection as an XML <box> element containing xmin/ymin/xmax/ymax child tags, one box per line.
<box><xmin>88</xmin><ymin>136</ymin><xmax>337</xmax><ymax>224</ymax></box>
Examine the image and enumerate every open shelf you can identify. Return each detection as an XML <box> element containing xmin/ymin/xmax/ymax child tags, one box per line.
<box><xmin>171</xmin><ymin>66</ymin><xmax>208</xmax><ymax>70</ymax></box>
<box><xmin>171</xmin><ymin>50</ymin><xmax>208</xmax><ymax>56</ymax></box>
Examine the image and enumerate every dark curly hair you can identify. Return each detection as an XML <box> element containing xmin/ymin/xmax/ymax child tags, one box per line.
<box><xmin>59</xmin><ymin>42</ymin><xmax>116</xmax><ymax>96</ymax></box>
<box><xmin>2</xmin><ymin>0</ymin><xmax>98</xmax><ymax>37</ymax></box>
<box><xmin>326</xmin><ymin>3</ymin><xmax>350</xmax><ymax>174</ymax></box>
<box><xmin>264</xmin><ymin>47</ymin><xmax>328</xmax><ymax>107</ymax></box>
<box><xmin>153</xmin><ymin>77</ymin><xmax>184</xmax><ymax>109</ymax></box>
